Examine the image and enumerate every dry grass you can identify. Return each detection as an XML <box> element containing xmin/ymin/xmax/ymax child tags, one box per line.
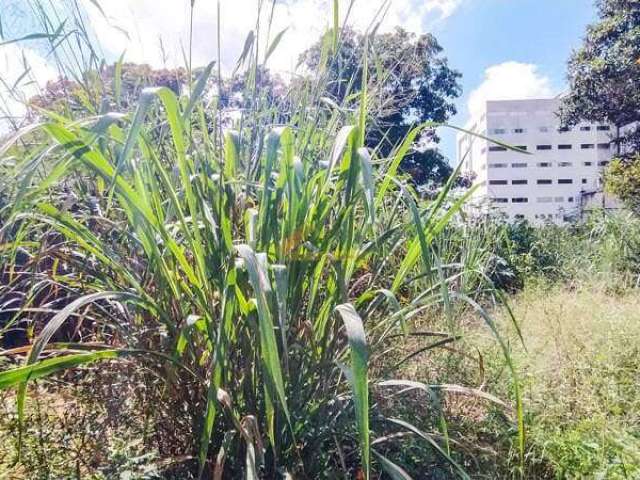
<box><xmin>481</xmin><ymin>284</ymin><xmax>640</xmax><ymax>478</ymax></box>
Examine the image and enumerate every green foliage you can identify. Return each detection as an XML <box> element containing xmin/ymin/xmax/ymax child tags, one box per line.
<box><xmin>492</xmin><ymin>213</ymin><xmax>640</xmax><ymax>290</ymax></box>
<box><xmin>606</xmin><ymin>154</ymin><xmax>640</xmax><ymax>214</ymax></box>
<box><xmin>301</xmin><ymin>27</ymin><xmax>462</xmax><ymax>186</ymax></box>
<box><xmin>561</xmin><ymin>0</ymin><xmax>640</xmax><ymax>153</ymax></box>
<box><xmin>0</xmin><ymin>4</ymin><xmax>519</xmax><ymax>478</ymax></box>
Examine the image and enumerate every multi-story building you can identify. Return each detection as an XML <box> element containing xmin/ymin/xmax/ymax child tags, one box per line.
<box><xmin>457</xmin><ymin>98</ymin><xmax>615</xmax><ymax>223</ymax></box>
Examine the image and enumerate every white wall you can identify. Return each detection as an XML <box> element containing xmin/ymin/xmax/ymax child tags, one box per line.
<box><xmin>458</xmin><ymin>98</ymin><xmax>614</xmax><ymax>223</ymax></box>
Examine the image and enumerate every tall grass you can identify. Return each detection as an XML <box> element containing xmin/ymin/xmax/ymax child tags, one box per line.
<box><xmin>0</xmin><ymin>1</ymin><xmax>522</xmax><ymax>477</ymax></box>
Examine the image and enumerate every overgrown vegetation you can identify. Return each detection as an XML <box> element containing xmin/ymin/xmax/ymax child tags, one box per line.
<box><xmin>481</xmin><ymin>284</ymin><xmax>640</xmax><ymax>479</ymax></box>
<box><xmin>495</xmin><ymin>213</ymin><xmax>640</xmax><ymax>290</ymax></box>
<box><xmin>0</xmin><ymin>1</ymin><xmax>522</xmax><ymax>478</ymax></box>
<box><xmin>1</xmin><ymin>1</ymin><xmax>640</xmax><ymax>479</ymax></box>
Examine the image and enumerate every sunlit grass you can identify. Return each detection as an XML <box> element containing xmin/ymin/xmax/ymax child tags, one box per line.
<box><xmin>0</xmin><ymin>1</ymin><xmax>525</xmax><ymax>478</ymax></box>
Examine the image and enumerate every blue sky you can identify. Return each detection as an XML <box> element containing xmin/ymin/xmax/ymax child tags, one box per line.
<box><xmin>1</xmin><ymin>0</ymin><xmax>598</xmax><ymax>156</ymax></box>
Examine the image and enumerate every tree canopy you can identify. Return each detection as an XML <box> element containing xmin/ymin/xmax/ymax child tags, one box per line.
<box><xmin>301</xmin><ymin>27</ymin><xmax>462</xmax><ymax>186</ymax></box>
<box><xmin>561</xmin><ymin>0</ymin><xmax>640</xmax><ymax>213</ymax></box>
<box><xmin>560</xmin><ymin>0</ymin><xmax>640</xmax><ymax>154</ymax></box>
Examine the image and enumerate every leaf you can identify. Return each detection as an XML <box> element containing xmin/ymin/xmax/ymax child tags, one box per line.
<box><xmin>235</xmin><ymin>30</ymin><xmax>255</xmax><ymax>73</ymax></box>
<box><xmin>235</xmin><ymin>245</ymin><xmax>291</xmax><ymax>429</ymax></box>
<box><xmin>265</xmin><ymin>28</ymin><xmax>288</xmax><ymax>62</ymax></box>
<box><xmin>0</xmin><ymin>30</ymin><xmax>63</xmax><ymax>47</ymax></box>
<box><xmin>86</xmin><ymin>0</ymin><xmax>107</xmax><ymax>18</ymax></box>
<box><xmin>25</xmin><ymin>292</ymin><xmax>135</xmax><ymax>367</ymax></box>
<box><xmin>0</xmin><ymin>350</ymin><xmax>122</xmax><ymax>390</ymax></box>
<box><xmin>224</xmin><ymin>130</ymin><xmax>239</xmax><ymax>179</ymax></box>
<box><xmin>114</xmin><ymin>51</ymin><xmax>125</xmax><ymax>107</ymax></box>
<box><xmin>377</xmin><ymin>122</ymin><xmax>435</xmax><ymax>205</ymax></box>
<box><xmin>183</xmin><ymin>60</ymin><xmax>216</xmax><ymax>121</ymax></box>
<box><xmin>378</xmin><ymin>380</ymin><xmax>509</xmax><ymax>410</ymax></box>
<box><xmin>357</xmin><ymin>147</ymin><xmax>375</xmax><ymax>224</ymax></box>
<box><xmin>335</xmin><ymin>303</ymin><xmax>370</xmax><ymax>480</ymax></box>
<box><xmin>372</xmin><ymin>450</ymin><xmax>413</xmax><ymax>480</ymax></box>
<box><xmin>271</xmin><ymin>265</ymin><xmax>290</xmax><ymax>374</ymax></box>
<box><xmin>328</xmin><ymin>126</ymin><xmax>356</xmax><ymax>174</ymax></box>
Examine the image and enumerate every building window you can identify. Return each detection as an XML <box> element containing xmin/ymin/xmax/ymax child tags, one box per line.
<box><xmin>512</xmin><ymin>197</ymin><xmax>529</xmax><ymax>203</ymax></box>
<box><xmin>568</xmin><ymin>197</ymin><xmax>574</xmax><ymax>202</ymax></box>
<box><xmin>581</xmin><ymin>144</ymin><xmax>595</xmax><ymax>149</ymax></box>
<box><xmin>582</xmin><ymin>178</ymin><xmax>587</xmax><ymax>184</ymax></box>
<box><xmin>489</xmin><ymin>163</ymin><xmax>508</xmax><ymax>168</ymax></box>
<box><xmin>558</xmin><ymin>144</ymin><xmax>572</xmax><ymax>150</ymax></box>
<box><xmin>511</xmin><ymin>163</ymin><xmax>527</xmax><ymax>168</ymax></box>
<box><xmin>515</xmin><ymin>214</ymin><xmax>525</xmax><ymax>220</ymax></box>
<box><xmin>539</xmin><ymin>126</ymin><xmax>550</xmax><ymax>132</ymax></box>
<box><xmin>537</xmin><ymin>145</ymin><xmax>552</xmax><ymax>150</ymax></box>
<box><xmin>491</xmin><ymin>128</ymin><xmax>507</xmax><ymax>134</ymax></box>
<box><xmin>489</xmin><ymin>180</ymin><xmax>508</xmax><ymax>185</ymax></box>
<box><xmin>597</xmin><ymin>143</ymin><xmax>610</xmax><ymax>150</ymax></box>
<box><xmin>555</xmin><ymin>197</ymin><xmax>565</xmax><ymax>202</ymax></box>
<box><xmin>597</xmin><ymin>125</ymin><xmax>610</xmax><ymax>131</ymax></box>
<box><xmin>558</xmin><ymin>126</ymin><xmax>570</xmax><ymax>133</ymax></box>
<box><xmin>599</xmin><ymin>161</ymin><xmax>610</xmax><ymax>166</ymax></box>
<box><xmin>558</xmin><ymin>179</ymin><xmax>573</xmax><ymax>184</ymax></box>
<box><xmin>583</xmin><ymin>161</ymin><xmax>593</xmax><ymax>166</ymax></box>
<box><xmin>493</xmin><ymin>198</ymin><xmax>508</xmax><ymax>203</ymax></box>
<box><xmin>537</xmin><ymin>197</ymin><xmax>553</xmax><ymax>203</ymax></box>
<box><xmin>537</xmin><ymin>179</ymin><xmax>552</xmax><ymax>185</ymax></box>
<box><xmin>512</xmin><ymin>179</ymin><xmax>528</xmax><ymax>185</ymax></box>
<box><xmin>489</xmin><ymin>145</ymin><xmax>507</xmax><ymax>152</ymax></box>
<box><xmin>516</xmin><ymin>145</ymin><xmax>528</xmax><ymax>151</ymax></box>
<box><xmin>558</xmin><ymin>161</ymin><xmax>573</xmax><ymax>167</ymax></box>
<box><xmin>580</xmin><ymin>126</ymin><xmax>591</xmax><ymax>131</ymax></box>
<box><xmin>537</xmin><ymin>162</ymin><xmax>552</xmax><ymax>167</ymax></box>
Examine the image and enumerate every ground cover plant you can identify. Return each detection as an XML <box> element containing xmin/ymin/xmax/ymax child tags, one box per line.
<box><xmin>472</xmin><ymin>283</ymin><xmax>640</xmax><ymax>479</ymax></box>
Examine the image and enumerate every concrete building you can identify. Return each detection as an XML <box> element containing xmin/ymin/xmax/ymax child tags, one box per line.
<box><xmin>457</xmin><ymin>98</ymin><xmax>615</xmax><ymax>223</ymax></box>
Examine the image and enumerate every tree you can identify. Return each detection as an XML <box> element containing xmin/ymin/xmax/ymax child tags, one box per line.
<box><xmin>606</xmin><ymin>154</ymin><xmax>640</xmax><ymax>214</ymax></box>
<box><xmin>300</xmin><ymin>27</ymin><xmax>462</xmax><ymax>186</ymax></box>
<box><xmin>561</xmin><ymin>0</ymin><xmax>640</xmax><ymax>213</ymax></box>
<box><xmin>560</xmin><ymin>0</ymin><xmax>640</xmax><ymax>155</ymax></box>
<box><xmin>30</xmin><ymin>63</ymin><xmax>188</xmax><ymax>115</ymax></box>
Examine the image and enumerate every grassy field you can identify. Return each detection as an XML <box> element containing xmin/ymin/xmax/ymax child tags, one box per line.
<box><xmin>469</xmin><ymin>283</ymin><xmax>640</xmax><ymax>478</ymax></box>
<box><xmin>512</xmin><ymin>285</ymin><xmax>640</xmax><ymax>478</ymax></box>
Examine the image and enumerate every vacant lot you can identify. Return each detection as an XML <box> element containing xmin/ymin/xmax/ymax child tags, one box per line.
<box><xmin>485</xmin><ymin>284</ymin><xmax>640</xmax><ymax>478</ymax></box>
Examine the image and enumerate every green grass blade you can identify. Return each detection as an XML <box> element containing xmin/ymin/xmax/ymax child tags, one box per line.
<box><xmin>372</xmin><ymin>449</ymin><xmax>413</xmax><ymax>480</ymax></box>
<box><xmin>0</xmin><ymin>350</ymin><xmax>122</xmax><ymax>389</ymax></box>
<box><xmin>335</xmin><ymin>303</ymin><xmax>370</xmax><ymax>480</ymax></box>
<box><xmin>265</xmin><ymin>28</ymin><xmax>288</xmax><ymax>63</ymax></box>
<box><xmin>235</xmin><ymin>245</ymin><xmax>291</xmax><ymax>427</ymax></box>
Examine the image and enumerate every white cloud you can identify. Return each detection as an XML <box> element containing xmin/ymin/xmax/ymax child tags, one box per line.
<box><xmin>0</xmin><ymin>44</ymin><xmax>57</xmax><ymax>132</ymax></box>
<box><xmin>1</xmin><ymin>0</ymin><xmax>465</xmax><ymax>131</ymax></box>
<box><xmin>81</xmin><ymin>0</ymin><xmax>464</xmax><ymax>74</ymax></box>
<box><xmin>467</xmin><ymin>61</ymin><xmax>555</xmax><ymax>121</ymax></box>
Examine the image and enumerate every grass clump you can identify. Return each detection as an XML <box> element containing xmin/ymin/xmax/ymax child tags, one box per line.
<box><xmin>0</xmin><ymin>2</ymin><xmax>520</xmax><ymax>478</ymax></box>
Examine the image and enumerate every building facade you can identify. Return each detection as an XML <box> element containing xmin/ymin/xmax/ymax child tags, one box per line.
<box><xmin>457</xmin><ymin>98</ymin><xmax>615</xmax><ymax>223</ymax></box>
